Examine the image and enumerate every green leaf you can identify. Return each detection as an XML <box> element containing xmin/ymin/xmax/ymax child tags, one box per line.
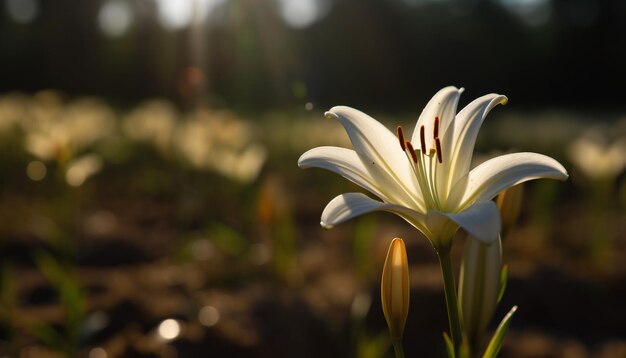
<box><xmin>209</xmin><ymin>224</ymin><xmax>249</xmax><ymax>257</ymax></box>
<box><xmin>482</xmin><ymin>306</ymin><xmax>517</xmax><ymax>358</ymax></box>
<box><xmin>497</xmin><ymin>265</ymin><xmax>508</xmax><ymax>303</ymax></box>
<box><xmin>459</xmin><ymin>339</ymin><xmax>471</xmax><ymax>358</ymax></box>
<box><xmin>32</xmin><ymin>324</ymin><xmax>65</xmax><ymax>350</ymax></box>
<box><xmin>356</xmin><ymin>330</ymin><xmax>389</xmax><ymax>358</ymax></box>
<box><xmin>443</xmin><ymin>332</ymin><xmax>455</xmax><ymax>358</ymax></box>
<box><xmin>34</xmin><ymin>252</ymin><xmax>86</xmax><ymax>347</ymax></box>
<box><xmin>35</xmin><ymin>252</ymin><xmax>66</xmax><ymax>287</ymax></box>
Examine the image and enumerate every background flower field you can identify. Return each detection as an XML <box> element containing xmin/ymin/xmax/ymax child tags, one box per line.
<box><xmin>1</xmin><ymin>1</ymin><xmax>626</xmax><ymax>357</ymax></box>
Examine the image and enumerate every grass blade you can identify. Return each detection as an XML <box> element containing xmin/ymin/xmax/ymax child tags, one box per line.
<box><xmin>482</xmin><ymin>306</ymin><xmax>517</xmax><ymax>358</ymax></box>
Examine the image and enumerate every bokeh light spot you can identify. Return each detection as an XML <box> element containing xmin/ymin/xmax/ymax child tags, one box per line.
<box><xmin>499</xmin><ymin>0</ymin><xmax>552</xmax><ymax>27</ymax></box>
<box><xmin>198</xmin><ymin>305</ymin><xmax>220</xmax><ymax>326</ymax></box>
<box><xmin>156</xmin><ymin>0</ymin><xmax>194</xmax><ymax>30</ymax></box>
<box><xmin>158</xmin><ymin>319</ymin><xmax>181</xmax><ymax>340</ymax></box>
<box><xmin>248</xmin><ymin>243</ymin><xmax>271</xmax><ymax>265</ymax></box>
<box><xmin>98</xmin><ymin>0</ymin><xmax>133</xmax><ymax>38</ymax></box>
<box><xmin>277</xmin><ymin>0</ymin><xmax>331</xmax><ymax>29</ymax></box>
<box><xmin>155</xmin><ymin>0</ymin><xmax>227</xmax><ymax>29</ymax></box>
<box><xmin>65</xmin><ymin>155</ymin><xmax>103</xmax><ymax>187</ymax></box>
<box><xmin>26</xmin><ymin>160</ymin><xmax>46</xmax><ymax>181</ymax></box>
<box><xmin>88</xmin><ymin>347</ymin><xmax>107</xmax><ymax>358</ymax></box>
<box><xmin>191</xmin><ymin>239</ymin><xmax>214</xmax><ymax>261</ymax></box>
<box><xmin>84</xmin><ymin>211</ymin><xmax>117</xmax><ymax>236</ymax></box>
<box><xmin>5</xmin><ymin>0</ymin><xmax>39</xmax><ymax>24</ymax></box>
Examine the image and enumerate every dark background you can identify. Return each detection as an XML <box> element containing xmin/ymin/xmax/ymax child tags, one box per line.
<box><xmin>1</xmin><ymin>0</ymin><xmax>625</xmax><ymax>111</ymax></box>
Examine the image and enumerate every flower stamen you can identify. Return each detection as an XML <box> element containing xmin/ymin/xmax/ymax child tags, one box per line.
<box><xmin>435</xmin><ymin>137</ymin><xmax>443</xmax><ymax>163</ymax></box>
<box><xmin>405</xmin><ymin>141</ymin><xmax>418</xmax><ymax>163</ymax></box>
<box><xmin>420</xmin><ymin>125</ymin><xmax>427</xmax><ymax>154</ymax></box>
<box><xmin>433</xmin><ymin>116</ymin><xmax>443</xmax><ymax>164</ymax></box>
<box><xmin>397</xmin><ymin>126</ymin><xmax>406</xmax><ymax>151</ymax></box>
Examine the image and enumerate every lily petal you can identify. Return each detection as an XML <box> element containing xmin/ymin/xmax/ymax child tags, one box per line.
<box><xmin>298</xmin><ymin>146</ymin><xmax>389</xmax><ymax>203</ymax></box>
<box><xmin>411</xmin><ymin>86</ymin><xmax>464</xmax><ymax>151</ymax></box>
<box><xmin>298</xmin><ymin>146</ymin><xmax>423</xmax><ymax>209</ymax></box>
<box><xmin>326</xmin><ymin>106</ymin><xmax>422</xmax><ymax>206</ymax></box>
<box><xmin>411</xmin><ymin>86</ymin><xmax>464</xmax><ymax>203</ymax></box>
<box><xmin>458</xmin><ymin>152</ymin><xmax>569</xmax><ymax>205</ymax></box>
<box><xmin>321</xmin><ymin>192</ymin><xmax>427</xmax><ymax>232</ymax></box>
<box><xmin>445</xmin><ymin>94</ymin><xmax>508</xmax><ymax>202</ymax></box>
<box><xmin>427</xmin><ymin>201</ymin><xmax>501</xmax><ymax>244</ymax></box>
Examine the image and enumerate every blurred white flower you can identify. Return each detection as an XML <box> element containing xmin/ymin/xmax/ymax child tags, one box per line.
<box><xmin>22</xmin><ymin>92</ymin><xmax>115</xmax><ymax>162</ymax></box>
<box><xmin>174</xmin><ymin>109</ymin><xmax>267</xmax><ymax>183</ymax></box>
<box><xmin>0</xmin><ymin>92</ymin><xmax>28</xmax><ymax>134</ymax></box>
<box><xmin>568</xmin><ymin>128</ymin><xmax>626</xmax><ymax>180</ymax></box>
<box><xmin>122</xmin><ymin>99</ymin><xmax>178</xmax><ymax>155</ymax></box>
<box><xmin>65</xmin><ymin>154</ymin><xmax>104</xmax><ymax>187</ymax></box>
<box><xmin>211</xmin><ymin>142</ymin><xmax>267</xmax><ymax>183</ymax></box>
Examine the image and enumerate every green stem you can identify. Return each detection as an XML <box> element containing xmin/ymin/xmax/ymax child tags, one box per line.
<box><xmin>438</xmin><ymin>248</ymin><xmax>463</xmax><ymax>356</ymax></box>
<box><xmin>392</xmin><ymin>339</ymin><xmax>405</xmax><ymax>358</ymax></box>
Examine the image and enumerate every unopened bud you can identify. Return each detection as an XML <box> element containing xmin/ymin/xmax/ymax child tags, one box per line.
<box><xmin>381</xmin><ymin>238</ymin><xmax>410</xmax><ymax>341</ymax></box>
<box><xmin>496</xmin><ymin>184</ymin><xmax>524</xmax><ymax>237</ymax></box>
<box><xmin>458</xmin><ymin>236</ymin><xmax>502</xmax><ymax>349</ymax></box>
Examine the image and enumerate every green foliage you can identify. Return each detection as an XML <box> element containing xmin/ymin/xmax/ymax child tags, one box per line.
<box><xmin>481</xmin><ymin>306</ymin><xmax>518</xmax><ymax>358</ymax></box>
<box><xmin>355</xmin><ymin>331</ymin><xmax>389</xmax><ymax>358</ymax></box>
<box><xmin>209</xmin><ymin>223</ymin><xmax>250</xmax><ymax>257</ymax></box>
<box><xmin>269</xmin><ymin>215</ymin><xmax>296</xmax><ymax>281</ymax></box>
<box><xmin>33</xmin><ymin>252</ymin><xmax>86</xmax><ymax>356</ymax></box>
<box><xmin>444</xmin><ymin>332</ymin><xmax>455</xmax><ymax>358</ymax></box>
<box><xmin>497</xmin><ymin>265</ymin><xmax>508</xmax><ymax>304</ymax></box>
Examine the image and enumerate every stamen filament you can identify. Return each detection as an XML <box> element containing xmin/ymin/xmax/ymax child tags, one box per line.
<box><xmin>428</xmin><ymin>153</ymin><xmax>442</xmax><ymax>208</ymax></box>
<box><xmin>401</xmin><ymin>141</ymin><xmax>431</xmax><ymax>211</ymax></box>
<box><xmin>405</xmin><ymin>141</ymin><xmax>418</xmax><ymax>163</ymax></box>
<box><xmin>393</xmin><ymin>139</ymin><xmax>426</xmax><ymax>212</ymax></box>
<box><xmin>415</xmin><ymin>149</ymin><xmax>436</xmax><ymax>209</ymax></box>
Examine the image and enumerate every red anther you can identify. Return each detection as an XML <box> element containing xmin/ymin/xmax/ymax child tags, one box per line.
<box><xmin>405</xmin><ymin>141</ymin><xmax>418</xmax><ymax>163</ymax></box>
<box><xmin>397</xmin><ymin>126</ymin><xmax>406</xmax><ymax>151</ymax></box>
<box><xmin>434</xmin><ymin>116</ymin><xmax>440</xmax><ymax>139</ymax></box>
<box><xmin>419</xmin><ymin>125</ymin><xmax>426</xmax><ymax>154</ymax></box>
<box><xmin>435</xmin><ymin>137</ymin><xmax>443</xmax><ymax>163</ymax></box>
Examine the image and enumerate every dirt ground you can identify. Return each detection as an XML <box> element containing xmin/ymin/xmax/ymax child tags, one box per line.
<box><xmin>1</xmin><ymin>181</ymin><xmax>625</xmax><ymax>358</ymax></box>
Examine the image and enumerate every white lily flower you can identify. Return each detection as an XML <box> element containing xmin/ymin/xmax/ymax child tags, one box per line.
<box><xmin>298</xmin><ymin>86</ymin><xmax>568</xmax><ymax>248</ymax></box>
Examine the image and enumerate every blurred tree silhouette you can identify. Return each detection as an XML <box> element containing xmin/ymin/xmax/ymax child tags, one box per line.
<box><xmin>0</xmin><ymin>0</ymin><xmax>624</xmax><ymax>111</ymax></box>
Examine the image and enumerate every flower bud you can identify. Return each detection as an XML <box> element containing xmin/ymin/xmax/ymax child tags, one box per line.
<box><xmin>496</xmin><ymin>184</ymin><xmax>524</xmax><ymax>237</ymax></box>
<box><xmin>381</xmin><ymin>238</ymin><xmax>410</xmax><ymax>341</ymax></box>
<box><xmin>458</xmin><ymin>236</ymin><xmax>502</xmax><ymax>349</ymax></box>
